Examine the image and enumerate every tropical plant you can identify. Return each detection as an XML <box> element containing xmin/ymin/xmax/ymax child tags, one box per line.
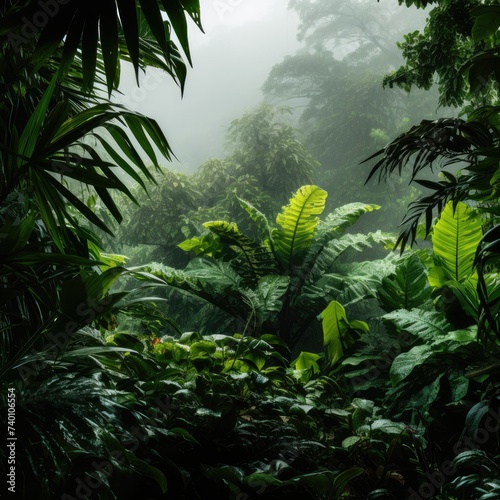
<box><xmin>331</xmin><ymin>195</ymin><xmax>500</xmax><ymax>498</ymax></box>
<box><xmin>0</xmin><ymin>0</ymin><xmax>203</xmax><ymax>353</ymax></box>
<box><xmin>363</xmin><ymin>2</ymin><xmax>500</xmax><ymax>346</ymax></box>
<box><xmin>0</xmin><ymin>0</ymin><xmax>201</xmax><ymax>95</ymax></box>
<box><xmin>262</xmin><ymin>0</ymin><xmax>444</xmax><ymax>231</ymax></box>
<box><xmin>0</xmin><ymin>0</ymin><xmax>204</xmax><ymax>495</ymax></box>
<box><xmin>139</xmin><ymin>185</ymin><xmax>396</xmax><ymax>356</ymax></box>
<box><xmin>443</xmin><ymin>450</ymin><xmax>500</xmax><ymax>500</ymax></box>
<box><xmin>109</xmin><ymin>104</ymin><xmax>320</xmax><ymax>268</ymax></box>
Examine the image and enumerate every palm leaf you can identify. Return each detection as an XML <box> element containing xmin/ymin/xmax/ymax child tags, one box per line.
<box><xmin>364</xmin><ymin>118</ymin><xmax>494</xmax><ymax>183</ymax></box>
<box><xmin>362</xmin><ymin>118</ymin><xmax>495</xmax><ymax>250</ymax></box>
<box><xmin>273</xmin><ymin>185</ymin><xmax>327</xmax><ymax>269</ymax></box>
<box><xmin>2</xmin><ymin>90</ymin><xmax>173</xmax><ymax>250</ymax></box>
<box><xmin>0</xmin><ymin>0</ymin><xmax>203</xmax><ymax>93</ymax></box>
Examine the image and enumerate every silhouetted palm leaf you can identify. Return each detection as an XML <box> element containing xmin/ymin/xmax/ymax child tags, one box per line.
<box><xmin>0</xmin><ymin>0</ymin><xmax>203</xmax><ymax>94</ymax></box>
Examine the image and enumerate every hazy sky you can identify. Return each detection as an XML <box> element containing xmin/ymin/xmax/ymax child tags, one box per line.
<box><xmin>116</xmin><ymin>0</ymin><xmax>302</xmax><ymax>172</ymax></box>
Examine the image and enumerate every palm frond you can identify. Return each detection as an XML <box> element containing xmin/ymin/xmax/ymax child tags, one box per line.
<box><xmin>364</xmin><ymin>118</ymin><xmax>494</xmax><ymax>184</ymax></box>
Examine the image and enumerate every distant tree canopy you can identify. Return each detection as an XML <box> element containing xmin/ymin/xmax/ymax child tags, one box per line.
<box><xmin>262</xmin><ymin>0</ymin><xmax>442</xmax><ymax>228</ymax></box>
<box><xmin>385</xmin><ymin>0</ymin><xmax>499</xmax><ymax>108</ymax></box>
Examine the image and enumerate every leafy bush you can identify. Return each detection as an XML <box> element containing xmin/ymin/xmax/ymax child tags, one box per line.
<box><xmin>141</xmin><ymin>185</ymin><xmax>394</xmax><ymax>355</ymax></box>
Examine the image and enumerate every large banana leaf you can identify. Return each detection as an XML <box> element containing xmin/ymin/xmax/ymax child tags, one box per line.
<box><xmin>432</xmin><ymin>201</ymin><xmax>483</xmax><ymax>282</ymax></box>
<box><xmin>273</xmin><ymin>185</ymin><xmax>327</xmax><ymax>269</ymax></box>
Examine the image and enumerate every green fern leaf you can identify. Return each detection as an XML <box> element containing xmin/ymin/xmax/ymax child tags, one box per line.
<box><xmin>377</xmin><ymin>253</ymin><xmax>433</xmax><ymax>312</ymax></box>
<box><xmin>318</xmin><ymin>203</ymin><xmax>380</xmax><ymax>238</ymax></box>
<box><xmin>273</xmin><ymin>185</ymin><xmax>327</xmax><ymax>269</ymax></box>
<box><xmin>204</xmin><ymin>220</ymin><xmax>276</xmax><ymax>282</ymax></box>
<box><xmin>382</xmin><ymin>308</ymin><xmax>452</xmax><ymax>341</ymax></box>
<box><xmin>432</xmin><ymin>201</ymin><xmax>482</xmax><ymax>282</ymax></box>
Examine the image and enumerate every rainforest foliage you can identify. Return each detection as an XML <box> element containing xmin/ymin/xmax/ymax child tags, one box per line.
<box><xmin>1</xmin><ymin>0</ymin><xmax>500</xmax><ymax>499</ymax></box>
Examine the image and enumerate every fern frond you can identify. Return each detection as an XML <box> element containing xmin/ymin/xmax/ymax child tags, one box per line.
<box><xmin>204</xmin><ymin>221</ymin><xmax>277</xmax><ymax>284</ymax></box>
<box><xmin>272</xmin><ymin>185</ymin><xmax>327</xmax><ymax>270</ymax></box>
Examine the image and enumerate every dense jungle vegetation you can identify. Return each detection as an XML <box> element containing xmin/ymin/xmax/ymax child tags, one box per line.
<box><xmin>1</xmin><ymin>0</ymin><xmax>500</xmax><ymax>498</ymax></box>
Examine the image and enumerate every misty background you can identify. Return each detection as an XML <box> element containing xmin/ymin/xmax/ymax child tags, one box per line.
<box><xmin>115</xmin><ymin>0</ymin><xmax>303</xmax><ymax>171</ymax></box>
<box><xmin>114</xmin><ymin>0</ymin><xmax>430</xmax><ymax>172</ymax></box>
<box><xmin>108</xmin><ymin>0</ymin><xmax>444</xmax><ymax>275</ymax></box>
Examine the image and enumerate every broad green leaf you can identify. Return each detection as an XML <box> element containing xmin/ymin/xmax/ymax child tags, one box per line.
<box><xmin>432</xmin><ymin>201</ymin><xmax>482</xmax><ymax>282</ymax></box>
<box><xmin>273</xmin><ymin>185</ymin><xmax>327</xmax><ymax>269</ymax></box>
<box><xmin>405</xmin><ymin>374</ymin><xmax>443</xmax><ymax>411</ymax></box>
<box><xmin>292</xmin><ymin>352</ymin><xmax>321</xmax><ymax>373</ymax></box>
<box><xmin>465</xmin><ymin>401</ymin><xmax>490</xmax><ymax>434</ymax></box>
<box><xmin>429</xmin><ymin>326</ymin><xmax>478</xmax><ymax>350</ymax></box>
<box><xmin>123</xmin><ymin>451</ymin><xmax>168</xmax><ymax>493</ymax></box>
<box><xmin>448</xmin><ymin>370</ymin><xmax>469</xmax><ymax>402</ymax></box>
<box><xmin>427</xmin><ymin>265</ymin><xmax>446</xmax><ymax>287</ymax></box>
<box><xmin>471</xmin><ymin>6</ymin><xmax>500</xmax><ymax>41</ymax></box>
<box><xmin>244</xmin><ymin>473</ymin><xmax>282</xmax><ymax>487</ymax></box>
<box><xmin>377</xmin><ymin>253</ymin><xmax>432</xmax><ymax>312</ymax></box>
<box><xmin>319</xmin><ymin>202</ymin><xmax>380</xmax><ymax>237</ymax></box>
<box><xmin>178</xmin><ymin>232</ymin><xmax>221</xmax><ymax>256</ymax></box>
<box><xmin>255</xmin><ymin>275</ymin><xmax>289</xmax><ymax>314</ymax></box>
<box><xmin>357</xmin><ymin>419</ymin><xmax>408</xmax><ymax>438</ymax></box>
<box><xmin>390</xmin><ymin>345</ymin><xmax>433</xmax><ymax>386</ymax></box>
<box><xmin>441</xmin><ymin>278</ymin><xmax>479</xmax><ymax>321</ymax></box>
<box><xmin>320</xmin><ymin>301</ymin><xmax>347</xmax><ymax>366</ymax></box>
<box><xmin>331</xmin><ymin>468</ymin><xmax>365</xmax><ymax>496</ymax></box>
<box><xmin>382</xmin><ymin>308</ymin><xmax>452</xmax><ymax>341</ymax></box>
